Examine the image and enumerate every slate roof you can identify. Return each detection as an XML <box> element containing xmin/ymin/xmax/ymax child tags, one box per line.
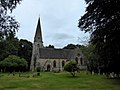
<box><xmin>39</xmin><ymin>48</ymin><xmax>76</xmax><ymax>59</ymax></box>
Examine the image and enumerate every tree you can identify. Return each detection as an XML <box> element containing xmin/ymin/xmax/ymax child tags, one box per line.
<box><xmin>63</xmin><ymin>44</ymin><xmax>83</xmax><ymax>49</ymax></box>
<box><xmin>78</xmin><ymin>0</ymin><xmax>120</xmax><ymax>75</ymax></box>
<box><xmin>0</xmin><ymin>0</ymin><xmax>22</xmax><ymax>62</ymax></box>
<box><xmin>64</xmin><ymin>61</ymin><xmax>80</xmax><ymax>77</ymax></box>
<box><xmin>0</xmin><ymin>0</ymin><xmax>22</xmax><ymax>39</ymax></box>
<box><xmin>0</xmin><ymin>32</ymin><xmax>19</xmax><ymax>61</ymax></box>
<box><xmin>18</xmin><ymin>39</ymin><xmax>33</xmax><ymax>70</ymax></box>
<box><xmin>80</xmin><ymin>43</ymin><xmax>98</xmax><ymax>73</ymax></box>
<box><xmin>63</xmin><ymin>44</ymin><xmax>76</xmax><ymax>49</ymax></box>
<box><xmin>0</xmin><ymin>55</ymin><xmax>28</xmax><ymax>72</ymax></box>
<box><xmin>0</xmin><ymin>38</ymin><xmax>32</xmax><ymax>71</ymax></box>
<box><xmin>45</xmin><ymin>45</ymin><xmax>54</xmax><ymax>48</ymax></box>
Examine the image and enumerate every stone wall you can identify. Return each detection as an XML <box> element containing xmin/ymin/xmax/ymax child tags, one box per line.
<box><xmin>37</xmin><ymin>59</ymin><xmax>67</xmax><ymax>72</ymax></box>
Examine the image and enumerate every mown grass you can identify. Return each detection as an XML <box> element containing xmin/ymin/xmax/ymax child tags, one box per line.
<box><xmin>0</xmin><ymin>72</ymin><xmax>120</xmax><ymax>90</ymax></box>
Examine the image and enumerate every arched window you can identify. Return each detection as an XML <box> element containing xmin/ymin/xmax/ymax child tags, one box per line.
<box><xmin>53</xmin><ymin>60</ymin><xmax>56</xmax><ymax>67</ymax></box>
<box><xmin>75</xmin><ymin>57</ymin><xmax>78</xmax><ymax>64</ymax></box>
<box><xmin>62</xmin><ymin>61</ymin><xmax>65</xmax><ymax>67</ymax></box>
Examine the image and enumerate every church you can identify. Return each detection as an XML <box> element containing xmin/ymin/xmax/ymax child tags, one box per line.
<box><xmin>30</xmin><ymin>18</ymin><xmax>87</xmax><ymax>72</ymax></box>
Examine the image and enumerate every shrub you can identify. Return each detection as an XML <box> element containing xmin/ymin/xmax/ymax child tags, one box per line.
<box><xmin>64</xmin><ymin>61</ymin><xmax>80</xmax><ymax>77</ymax></box>
<box><xmin>0</xmin><ymin>55</ymin><xmax>28</xmax><ymax>72</ymax></box>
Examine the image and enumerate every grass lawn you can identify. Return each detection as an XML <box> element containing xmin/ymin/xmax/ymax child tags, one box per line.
<box><xmin>0</xmin><ymin>72</ymin><xmax>120</xmax><ymax>90</ymax></box>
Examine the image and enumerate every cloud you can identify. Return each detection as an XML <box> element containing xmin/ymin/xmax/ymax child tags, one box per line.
<box><xmin>44</xmin><ymin>33</ymin><xmax>76</xmax><ymax>48</ymax></box>
<box><xmin>49</xmin><ymin>33</ymin><xmax>75</xmax><ymax>41</ymax></box>
<box><xmin>13</xmin><ymin>0</ymin><xmax>88</xmax><ymax>48</ymax></box>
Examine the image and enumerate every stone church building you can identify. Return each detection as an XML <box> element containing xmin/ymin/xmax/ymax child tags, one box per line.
<box><xmin>30</xmin><ymin>18</ymin><xmax>87</xmax><ymax>71</ymax></box>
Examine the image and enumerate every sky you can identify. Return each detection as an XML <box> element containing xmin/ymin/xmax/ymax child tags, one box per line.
<box><xmin>12</xmin><ymin>0</ymin><xmax>89</xmax><ymax>48</ymax></box>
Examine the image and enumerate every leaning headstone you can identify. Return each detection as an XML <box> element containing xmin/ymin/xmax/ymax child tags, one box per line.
<box><xmin>110</xmin><ymin>72</ymin><xmax>114</xmax><ymax>78</ymax></box>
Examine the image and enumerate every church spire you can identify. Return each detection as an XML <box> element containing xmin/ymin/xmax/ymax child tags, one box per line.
<box><xmin>30</xmin><ymin>17</ymin><xmax>44</xmax><ymax>71</ymax></box>
<box><xmin>34</xmin><ymin>17</ymin><xmax>44</xmax><ymax>48</ymax></box>
<box><xmin>34</xmin><ymin>17</ymin><xmax>43</xmax><ymax>43</ymax></box>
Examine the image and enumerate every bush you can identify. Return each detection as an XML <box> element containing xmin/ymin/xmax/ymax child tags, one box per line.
<box><xmin>0</xmin><ymin>55</ymin><xmax>28</xmax><ymax>72</ymax></box>
<box><xmin>64</xmin><ymin>61</ymin><xmax>80</xmax><ymax>77</ymax></box>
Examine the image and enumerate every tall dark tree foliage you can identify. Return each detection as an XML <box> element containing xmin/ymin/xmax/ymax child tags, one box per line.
<box><xmin>0</xmin><ymin>38</ymin><xmax>32</xmax><ymax>71</ymax></box>
<box><xmin>0</xmin><ymin>32</ymin><xmax>19</xmax><ymax>61</ymax></box>
<box><xmin>0</xmin><ymin>0</ymin><xmax>22</xmax><ymax>61</ymax></box>
<box><xmin>78</xmin><ymin>0</ymin><xmax>120</xmax><ymax>75</ymax></box>
<box><xmin>18</xmin><ymin>39</ymin><xmax>33</xmax><ymax>70</ymax></box>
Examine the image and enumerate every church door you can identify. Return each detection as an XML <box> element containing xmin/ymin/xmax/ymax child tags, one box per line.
<box><xmin>47</xmin><ymin>64</ymin><xmax>51</xmax><ymax>71</ymax></box>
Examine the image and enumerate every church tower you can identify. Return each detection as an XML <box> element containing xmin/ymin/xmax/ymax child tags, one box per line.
<box><xmin>30</xmin><ymin>17</ymin><xmax>43</xmax><ymax>71</ymax></box>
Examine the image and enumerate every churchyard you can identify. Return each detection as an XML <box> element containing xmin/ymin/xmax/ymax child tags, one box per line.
<box><xmin>0</xmin><ymin>72</ymin><xmax>120</xmax><ymax>90</ymax></box>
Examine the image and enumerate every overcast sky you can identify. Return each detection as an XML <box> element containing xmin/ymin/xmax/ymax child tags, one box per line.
<box><xmin>12</xmin><ymin>0</ymin><xmax>89</xmax><ymax>48</ymax></box>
